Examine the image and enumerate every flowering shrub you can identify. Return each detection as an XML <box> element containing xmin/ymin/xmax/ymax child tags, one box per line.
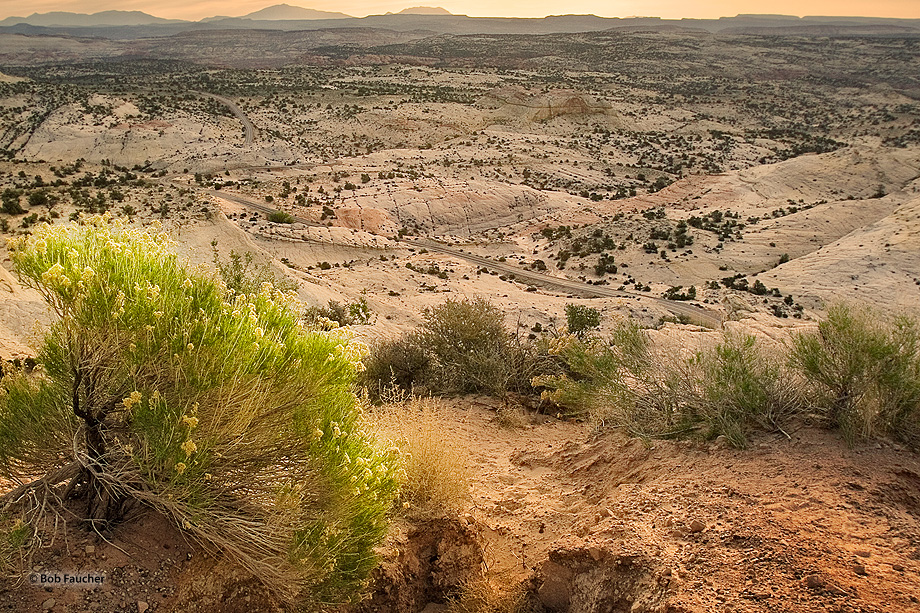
<box><xmin>0</xmin><ymin>217</ymin><xmax>397</xmax><ymax>607</ymax></box>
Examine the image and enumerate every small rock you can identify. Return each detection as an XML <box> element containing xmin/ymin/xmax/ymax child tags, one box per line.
<box><xmin>85</xmin><ymin>545</ymin><xmax>95</xmax><ymax>554</ymax></box>
<box><xmin>855</xmin><ymin>550</ymin><xmax>870</xmax><ymax>558</ymax></box>
<box><xmin>137</xmin><ymin>602</ymin><xmax>149</xmax><ymax>613</ymax></box>
<box><xmin>588</xmin><ymin>546</ymin><xmax>604</xmax><ymax>561</ymax></box>
<box><xmin>42</xmin><ymin>598</ymin><xmax>55</xmax><ymax>610</ymax></box>
<box><xmin>689</xmin><ymin>519</ymin><xmax>706</xmax><ymax>533</ymax></box>
<box><xmin>892</xmin><ymin>564</ymin><xmax>904</xmax><ymax>572</ymax></box>
<box><xmin>803</xmin><ymin>574</ymin><xmax>825</xmax><ymax>590</ymax></box>
<box><xmin>853</xmin><ymin>564</ymin><xmax>868</xmax><ymax>576</ymax></box>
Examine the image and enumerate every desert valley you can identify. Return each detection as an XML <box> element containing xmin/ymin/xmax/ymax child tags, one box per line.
<box><xmin>0</xmin><ymin>5</ymin><xmax>919</xmax><ymax>613</ymax></box>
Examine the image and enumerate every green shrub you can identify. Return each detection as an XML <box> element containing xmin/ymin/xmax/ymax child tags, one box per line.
<box><xmin>363</xmin><ymin>298</ymin><xmax>559</xmax><ymax>401</ymax></box>
<box><xmin>1</xmin><ymin>516</ymin><xmax>32</xmax><ymax>573</ymax></box>
<box><xmin>565</xmin><ymin>303</ymin><xmax>601</xmax><ymax>337</ymax></box>
<box><xmin>691</xmin><ymin>333</ymin><xmax>800</xmax><ymax>447</ymax></box>
<box><xmin>790</xmin><ymin>303</ymin><xmax>920</xmax><ymax>446</ymax></box>
<box><xmin>419</xmin><ymin>298</ymin><xmax>518</xmax><ymax>395</ymax></box>
<box><xmin>267</xmin><ymin>210</ymin><xmax>294</xmax><ymax>223</ymax></box>
<box><xmin>538</xmin><ymin>323</ymin><xmax>798</xmax><ymax>447</ymax></box>
<box><xmin>361</xmin><ymin>333</ymin><xmax>432</xmax><ymax>402</ymax></box>
<box><xmin>536</xmin><ymin>319</ymin><xmax>656</xmax><ymax>426</ymax></box>
<box><xmin>211</xmin><ymin>244</ymin><xmax>298</xmax><ymax>296</ymax></box>
<box><xmin>348</xmin><ymin>297</ymin><xmax>373</xmax><ymax>325</ymax></box>
<box><xmin>1</xmin><ymin>189</ymin><xmax>23</xmax><ymax>215</ymax></box>
<box><xmin>0</xmin><ymin>219</ymin><xmax>398</xmax><ymax>606</ymax></box>
<box><xmin>304</xmin><ymin>297</ymin><xmax>374</xmax><ymax>328</ymax></box>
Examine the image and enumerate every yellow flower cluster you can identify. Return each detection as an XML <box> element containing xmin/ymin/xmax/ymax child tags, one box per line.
<box><xmin>334</xmin><ymin>340</ymin><xmax>369</xmax><ymax>372</ymax></box>
<box><xmin>181</xmin><ymin>440</ymin><xmax>197</xmax><ymax>457</ymax></box>
<box><xmin>122</xmin><ymin>390</ymin><xmax>142</xmax><ymax>411</ymax></box>
<box><xmin>546</xmin><ymin>332</ymin><xmax>576</xmax><ymax>356</ymax></box>
<box><xmin>41</xmin><ymin>262</ymin><xmax>71</xmax><ymax>288</ymax></box>
<box><xmin>134</xmin><ymin>281</ymin><xmax>161</xmax><ymax>302</ymax></box>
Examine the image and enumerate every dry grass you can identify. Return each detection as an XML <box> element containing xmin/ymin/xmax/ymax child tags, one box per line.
<box><xmin>368</xmin><ymin>394</ymin><xmax>471</xmax><ymax>518</ymax></box>
<box><xmin>494</xmin><ymin>405</ymin><xmax>529</xmax><ymax>429</ymax></box>
<box><xmin>448</xmin><ymin>577</ymin><xmax>530</xmax><ymax>613</ymax></box>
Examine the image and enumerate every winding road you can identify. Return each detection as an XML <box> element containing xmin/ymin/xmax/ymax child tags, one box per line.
<box><xmin>202</xmin><ymin>189</ymin><xmax>295</xmax><ymax>217</ymax></box>
<box><xmin>203</xmin><ymin>188</ymin><xmax>722</xmax><ymax>328</ymax></box>
<box><xmin>194</xmin><ymin>91</ymin><xmax>257</xmax><ymax>145</ymax></box>
<box><xmin>406</xmin><ymin>239</ymin><xmax>723</xmax><ymax>328</ymax></box>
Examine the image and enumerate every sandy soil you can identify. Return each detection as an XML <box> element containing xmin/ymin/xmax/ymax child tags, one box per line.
<box><xmin>3</xmin><ymin>403</ymin><xmax>918</xmax><ymax>613</ymax></box>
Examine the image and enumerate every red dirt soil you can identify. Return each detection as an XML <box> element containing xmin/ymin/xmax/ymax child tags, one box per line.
<box><xmin>2</xmin><ymin>401</ymin><xmax>919</xmax><ymax>613</ymax></box>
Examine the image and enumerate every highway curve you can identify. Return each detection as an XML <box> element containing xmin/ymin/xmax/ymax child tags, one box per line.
<box><xmin>200</xmin><ymin>189</ymin><xmax>722</xmax><ymax>328</ymax></box>
<box><xmin>202</xmin><ymin>189</ymin><xmax>309</xmax><ymax>220</ymax></box>
<box><xmin>194</xmin><ymin>91</ymin><xmax>257</xmax><ymax>145</ymax></box>
<box><xmin>407</xmin><ymin>239</ymin><xmax>724</xmax><ymax>329</ymax></box>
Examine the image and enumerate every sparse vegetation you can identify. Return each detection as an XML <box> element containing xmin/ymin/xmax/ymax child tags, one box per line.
<box><xmin>362</xmin><ymin>297</ymin><xmax>558</xmax><ymax>400</ymax></box>
<box><xmin>790</xmin><ymin>303</ymin><xmax>920</xmax><ymax>446</ymax></box>
<box><xmin>211</xmin><ymin>244</ymin><xmax>298</xmax><ymax>296</ymax></box>
<box><xmin>304</xmin><ymin>297</ymin><xmax>374</xmax><ymax>328</ymax></box>
<box><xmin>448</xmin><ymin>577</ymin><xmax>529</xmax><ymax>613</ymax></box>
<box><xmin>267</xmin><ymin>210</ymin><xmax>294</xmax><ymax>223</ymax></box>
<box><xmin>565</xmin><ymin>303</ymin><xmax>601</xmax><ymax>337</ymax></box>
<box><xmin>370</xmin><ymin>395</ymin><xmax>470</xmax><ymax>518</ymax></box>
<box><xmin>537</xmin><ymin>322</ymin><xmax>798</xmax><ymax>447</ymax></box>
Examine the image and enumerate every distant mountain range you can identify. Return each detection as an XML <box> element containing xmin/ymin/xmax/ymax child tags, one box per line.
<box><xmin>0</xmin><ymin>5</ymin><xmax>359</xmax><ymax>27</ymax></box>
<box><xmin>237</xmin><ymin>4</ymin><xmax>352</xmax><ymax>21</ymax></box>
<box><xmin>393</xmin><ymin>7</ymin><xmax>453</xmax><ymax>15</ymax></box>
<box><xmin>0</xmin><ymin>10</ymin><xmax>184</xmax><ymax>27</ymax></box>
<box><xmin>0</xmin><ymin>6</ymin><xmax>917</xmax><ymax>39</ymax></box>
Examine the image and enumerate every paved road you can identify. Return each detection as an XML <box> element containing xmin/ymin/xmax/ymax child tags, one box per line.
<box><xmin>202</xmin><ymin>189</ymin><xmax>317</xmax><ymax>223</ymax></box>
<box><xmin>194</xmin><ymin>91</ymin><xmax>257</xmax><ymax>145</ymax></box>
<box><xmin>201</xmin><ymin>188</ymin><xmax>722</xmax><ymax>328</ymax></box>
<box><xmin>406</xmin><ymin>239</ymin><xmax>723</xmax><ymax>328</ymax></box>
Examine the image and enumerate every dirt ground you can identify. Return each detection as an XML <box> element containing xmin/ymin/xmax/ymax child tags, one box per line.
<box><xmin>2</xmin><ymin>400</ymin><xmax>918</xmax><ymax>613</ymax></box>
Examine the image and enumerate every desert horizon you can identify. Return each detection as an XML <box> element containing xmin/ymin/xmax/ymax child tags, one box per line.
<box><xmin>1</xmin><ymin>2</ymin><xmax>920</xmax><ymax>22</ymax></box>
<box><xmin>1</xmin><ymin>5</ymin><xmax>919</xmax><ymax>613</ymax></box>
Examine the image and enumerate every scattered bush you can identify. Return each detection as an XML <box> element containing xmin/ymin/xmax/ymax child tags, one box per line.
<box><xmin>565</xmin><ymin>303</ymin><xmax>601</xmax><ymax>337</ymax></box>
<box><xmin>538</xmin><ymin>323</ymin><xmax>798</xmax><ymax>447</ymax></box>
<box><xmin>1</xmin><ymin>189</ymin><xmax>24</xmax><ymax>215</ymax></box>
<box><xmin>419</xmin><ymin>298</ymin><xmax>510</xmax><ymax>394</ymax></box>
<box><xmin>0</xmin><ymin>219</ymin><xmax>398</xmax><ymax>606</ymax></box>
<box><xmin>304</xmin><ymin>297</ymin><xmax>373</xmax><ymax>328</ymax></box>
<box><xmin>361</xmin><ymin>333</ymin><xmax>432</xmax><ymax>402</ymax></box>
<box><xmin>211</xmin><ymin>244</ymin><xmax>298</xmax><ymax>296</ymax></box>
<box><xmin>662</xmin><ymin>285</ymin><xmax>697</xmax><ymax>301</ymax></box>
<box><xmin>536</xmin><ymin>319</ymin><xmax>656</xmax><ymax>427</ymax></box>
<box><xmin>790</xmin><ymin>303</ymin><xmax>920</xmax><ymax>446</ymax></box>
<box><xmin>362</xmin><ymin>298</ymin><xmax>559</xmax><ymax>400</ymax></box>
<box><xmin>267</xmin><ymin>210</ymin><xmax>294</xmax><ymax>223</ymax></box>
<box><xmin>690</xmin><ymin>333</ymin><xmax>800</xmax><ymax>447</ymax></box>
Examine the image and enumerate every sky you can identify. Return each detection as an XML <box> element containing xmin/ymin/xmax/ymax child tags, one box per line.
<box><xmin>1</xmin><ymin>0</ymin><xmax>919</xmax><ymax>21</ymax></box>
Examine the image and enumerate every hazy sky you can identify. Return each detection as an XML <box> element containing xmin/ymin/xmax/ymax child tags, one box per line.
<box><xmin>1</xmin><ymin>0</ymin><xmax>918</xmax><ymax>20</ymax></box>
